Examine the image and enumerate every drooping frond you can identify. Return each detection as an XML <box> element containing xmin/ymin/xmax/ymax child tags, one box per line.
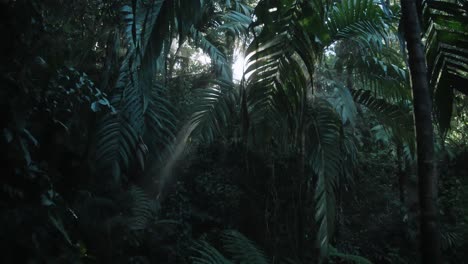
<box><xmin>440</xmin><ymin>228</ymin><xmax>463</xmax><ymax>250</ymax></box>
<box><xmin>301</xmin><ymin>0</ymin><xmax>390</xmax><ymax>52</ymax></box>
<box><xmin>335</xmin><ymin>42</ymin><xmax>410</xmax><ymax>101</ymax></box>
<box><xmin>192</xmin><ymin>241</ymin><xmax>233</xmax><ymax>264</ymax></box>
<box><xmin>245</xmin><ymin>29</ymin><xmax>294</xmax><ymax>125</ymax></box>
<box><xmin>244</xmin><ymin>1</ymin><xmax>390</xmax><ymax>260</ymax></box>
<box><xmin>246</xmin><ymin>0</ymin><xmax>392</xmax><ymax>131</ymax></box>
<box><xmin>329</xmin><ymin>246</ymin><xmax>373</xmax><ymax>264</ymax></box>
<box><xmin>326</xmin><ymin>0</ymin><xmax>389</xmax><ymax>50</ymax></box>
<box><xmin>127</xmin><ymin>185</ymin><xmax>155</xmax><ymax>231</ymax></box>
<box><xmin>341</xmin><ymin>125</ymin><xmax>359</xmax><ymax>184</ymax></box>
<box><xmin>229</xmin><ymin>0</ymin><xmax>254</xmax><ymax>15</ymax></box>
<box><xmin>422</xmin><ymin>0</ymin><xmax>468</xmax><ymax>134</ymax></box>
<box><xmin>145</xmin><ymin>82</ymin><xmax>177</xmax><ymax>151</ymax></box>
<box><xmin>191</xmin><ymin>240</ymin><xmax>234</xmax><ymax>264</ymax></box>
<box><xmin>190</xmin><ymin>230</ymin><xmax>268</xmax><ymax>264</ymax></box>
<box><xmin>95</xmin><ymin>64</ymin><xmax>144</xmax><ymax>176</ymax></box>
<box><xmin>96</xmin><ymin>0</ymin><xmax>205</xmax><ymax>179</ymax></box>
<box><xmin>95</xmin><ymin>1</ymin><xmax>165</xmax><ymax>178</ymax></box>
<box><xmin>190</xmin><ymin>26</ymin><xmax>232</xmax><ymax>79</ymax></box>
<box><xmin>222</xmin><ymin>230</ymin><xmax>269</xmax><ymax>264</ymax></box>
<box><xmin>351</xmin><ymin>88</ymin><xmax>414</xmax><ymax>146</ymax></box>
<box><xmin>323</xmin><ymin>82</ymin><xmax>359</xmax><ymax>126</ymax></box>
<box><xmin>245</xmin><ymin>3</ymin><xmax>315</xmax><ymax>135</ymax></box>
<box><xmin>218</xmin><ymin>11</ymin><xmax>252</xmax><ymax>37</ymax></box>
<box><xmin>306</xmin><ymin>98</ymin><xmax>342</xmax><ymax>260</ymax></box>
<box><xmin>188</xmin><ymin>80</ymin><xmax>239</xmax><ymax>143</ymax></box>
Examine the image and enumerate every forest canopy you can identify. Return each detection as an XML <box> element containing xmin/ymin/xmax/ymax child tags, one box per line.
<box><xmin>0</xmin><ymin>0</ymin><xmax>467</xmax><ymax>263</ymax></box>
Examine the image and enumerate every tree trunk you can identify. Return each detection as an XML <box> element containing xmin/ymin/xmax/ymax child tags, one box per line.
<box><xmin>400</xmin><ymin>0</ymin><xmax>442</xmax><ymax>263</ymax></box>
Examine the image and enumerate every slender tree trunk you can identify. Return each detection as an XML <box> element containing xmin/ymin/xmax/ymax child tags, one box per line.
<box><xmin>400</xmin><ymin>0</ymin><xmax>441</xmax><ymax>263</ymax></box>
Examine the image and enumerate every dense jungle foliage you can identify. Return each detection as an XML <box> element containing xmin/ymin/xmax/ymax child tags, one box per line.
<box><xmin>1</xmin><ymin>0</ymin><xmax>467</xmax><ymax>263</ymax></box>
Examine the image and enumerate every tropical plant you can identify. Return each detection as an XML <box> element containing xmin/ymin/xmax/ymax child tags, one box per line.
<box><xmin>191</xmin><ymin>230</ymin><xmax>373</xmax><ymax>264</ymax></box>
<box><xmin>191</xmin><ymin>230</ymin><xmax>272</xmax><ymax>264</ymax></box>
<box><xmin>422</xmin><ymin>0</ymin><xmax>468</xmax><ymax>135</ymax></box>
<box><xmin>1</xmin><ymin>0</ymin><xmax>468</xmax><ymax>263</ymax></box>
<box><xmin>184</xmin><ymin>0</ymin><xmax>412</xmax><ymax>261</ymax></box>
<box><xmin>235</xmin><ymin>0</ymin><xmax>391</xmax><ymax>261</ymax></box>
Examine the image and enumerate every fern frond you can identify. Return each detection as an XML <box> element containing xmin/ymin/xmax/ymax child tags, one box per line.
<box><xmin>329</xmin><ymin>246</ymin><xmax>373</xmax><ymax>264</ymax></box>
<box><xmin>190</xmin><ymin>230</ymin><xmax>268</xmax><ymax>264</ymax></box>
<box><xmin>222</xmin><ymin>230</ymin><xmax>269</xmax><ymax>264</ymax></box>
<box><xmin>127</xmin><ymin>185</ymin><xmax>155</xmax><ymax>231</ymax></box>
<box><xmin>191</xmin><ymin>240</ymin><xmax>234</xmax><ymax>264</ymax></box>
<box><xmin>440</xmin><ymin>228</ymin><xmax>462</xmax><ymax>250</ymax></box>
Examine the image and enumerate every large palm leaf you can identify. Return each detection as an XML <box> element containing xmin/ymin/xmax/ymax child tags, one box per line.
<box><xmin>245</xmin><ymin>0</ymin><xmax>391</xmax><ymax>260</ymax></box>
<box><xmin>182</xmin><ymin>1</ymin><xmax>253</xmax><ymax>142</ymax></box>
<box><xmin>422</xmin><ymin>0</ymin><xmax>468</xmax><ymax>134</ymax></box>
<box><xmin>95</xmin><ymin>0</ymin><xmax>239</xmax><ymax>179</ymax></box>
<box><xmin>306</xmin><ymin>98</ymin><xmax>342</xmax><ymax>259</ymax></box>
<box><xmin>191</xmin><ymin>230</ymin><xmax>269</xmax><ymax>264</ymax></box>
<box><xmin>334</xmin><ymin>40</ymin><xmax>411</xmax><ymax>101</ymax></box>
<box><xmin>188</xmin><ymin>80</ymin><xmax>240</xmax><ymax>143</ymax></box>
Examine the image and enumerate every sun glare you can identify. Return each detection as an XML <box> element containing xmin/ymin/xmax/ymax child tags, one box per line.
<box><xmin>192</xmin><ymin>51</ymin><xmax>211</xmax><ymax>65</ymax></box>
<box><xmin>233</xmin><ymin>51</ymin><xmax>247</xmax><ymax>82</ymax></box>
<box><xmin>191</xmin><ymin>47</ymin><xmax>247</xmax><ymax>82</ymax></box>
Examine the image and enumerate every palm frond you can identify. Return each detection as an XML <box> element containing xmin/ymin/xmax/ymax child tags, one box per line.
<box><xmin>329</xmin><ymin>246</ymin><xmax>373</xmax><ymax>264</ymax></box>
<box><xmin>351</xmin><ymin>88</ymin><xmax>414</xmax><ymax>146</ymax></box>
<box><xmin>145</xmin><ymin>81</ymin><xmax>177</xmax><ymax>147</ymax></box>
<box><xmin>190</xmin><ymin>230</ymin><xmax>268</xmax><ymax>264</ymax></box>
<box><xmin>190</xmin><ymin>26</ymin><xmax>232</xmax><ymax>79</ymax></box>
<box><xmin>191</xmin><ymin>241</ymin><xmax>234</xmax><ymax>264</ymax></box>
<box><xmin>222</xmin><ymin>230</ymin><xmax>269</xmax><ymax>264</ymax></box>
<box><xmin>440</xmin><ymin>228</ymin><xmax>462</xmax><ymax>250</ymax></box>
<box><xmin>335</xmin><ymin>43</ymin><xmax>410</xmax><ymax>101</ymax></box>
<box><xmin>328</xmin><ymin>0</ymin><xmax>388</xmax><ymax>49</ymax></box>
<box><xmin>245</xmin><ymin>5</ymin><xmax>314</xmax><ymax>133</ymax></box>
<box><xmin>245</xmin><ymin>2</ymin><xmax>388</xmax><ymax>260</ymax></box>
<box><xmin>422</xmin><ymin>0</ymin><xmax>468</xmax><ymax>135</ymax></box>
<box><xmin>127</xmin><ymin>185</ymin><xmax>155</xmax><ymax>231</ymax></box>
<box><xmin>96</xmin><ymin>0</ymin><xmax>205</xmax><ymax>178</ymax></box>
<box><xmin>341</xmin><ymin>125</ymin><xmax>359</xmax><ymax>184</ymax></box>
<box><xmin>230</xmin><ymin>0</ymin><xmax>253</xmax><ymax>16</ymax></box>
<box><xmin>218</xmin><ymin>11</ymin><xmax>252</xmax><ymax>37</ymax></box>
<box><xmin>324</xmin><ymin>82</ymin><xmax>359</xmax><ymax>126</ymax></box>
<box><xmin>306</xmin><ymin>98</ymin><xmax>342</xmax><ymax>259</ymax></box>
<box><xmin>188</xmin><ymin>80</ymin><xmax>238</xmax><ymax>142</ymax></box>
